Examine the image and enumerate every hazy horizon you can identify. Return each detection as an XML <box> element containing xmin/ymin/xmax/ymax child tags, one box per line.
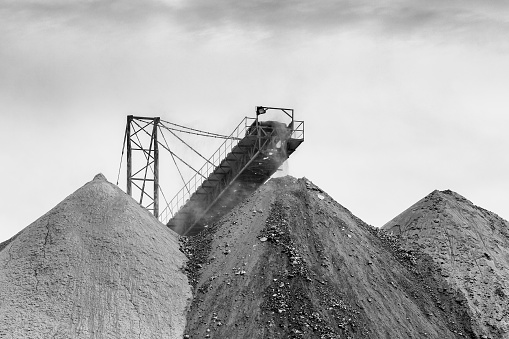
<box><xmin>1</xmin><ymin>0</ymin><xmax>508</xmax><ymax>241</ymax></box>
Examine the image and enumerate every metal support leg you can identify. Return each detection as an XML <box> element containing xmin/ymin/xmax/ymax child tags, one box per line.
<box><xmin>126</xmin><ymin>115</ymin><xmax>133</xmax><ymax>196</ymax></box>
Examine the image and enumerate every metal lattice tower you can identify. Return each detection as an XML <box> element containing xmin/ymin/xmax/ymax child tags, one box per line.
<box><xmin>121</xmin><ymin>107</ymin><xmax>304</xmax><ymax>236</ymax></box>
<box><xmin>125</xmin><ymin>116</ymin><xmax>160</xmax><ymax>218</ymax></box>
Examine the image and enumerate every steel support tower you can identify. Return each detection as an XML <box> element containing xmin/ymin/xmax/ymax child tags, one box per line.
<box><xmin>125</xmin><ymin>115</ymin><xmax>160</xmax><ymax>218</ymax></box>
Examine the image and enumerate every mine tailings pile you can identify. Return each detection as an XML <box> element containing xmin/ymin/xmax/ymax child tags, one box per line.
<box><xmin>1</xmin><ymin>174</ymin><xmax>508</xmax><ymax>338</ymax></box>
<box><xmin>182</xmin><ymin>177</ymin><xmax>487</xmax><ymax>339</ymax></box>
<box><xmin>384</xmin><ymin>190</ymin><xmax>509</xmax><ymax>339</ymax></box>
<box><xmin>0</xmin><ymin>174</ymin><xmax>191</xmax><ymax>338</ymax></box>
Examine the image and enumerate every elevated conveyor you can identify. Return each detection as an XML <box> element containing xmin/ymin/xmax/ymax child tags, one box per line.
<box><xmin>161</xmin><ymin>109</ymin><xmax>304</xmax><ymax>236</ymax></box>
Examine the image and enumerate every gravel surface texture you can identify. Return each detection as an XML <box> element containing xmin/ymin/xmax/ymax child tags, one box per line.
<box><xmin>182</xmin><ymin>176</ymin><xmax>478</xmax><ymax>338</ymax></box>
<box><xmin>0</xmin><ymin>174</ymin><xmax>192</xmax><ymax>339</ymax></box>
<box><xmin>384</xmin><ymin>189</ymin><xmax>509</xmax><ymax>339</ymax></box>
<box><xmin>2</xmin><ymin>174</ymin><xmax>501</xmax><ymax>339</ymax></box>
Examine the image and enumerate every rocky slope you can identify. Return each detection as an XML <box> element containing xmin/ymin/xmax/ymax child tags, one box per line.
<box><xmin>182</xmin><ymin>177</ymin><xmax>479</xmax><ymax>338</ymax></box>
<box><xmin>3</xmin><ymin>174</ymin><xmax>502</xmax><ymax>339</ymax></box>
<box><xmin>383</xmin><ymin>190</ymin><xmax>509</xmax><ymax>339</ymax></box>
<box><xmin>0</xmin><ymin>174</ymin><xmax>191</xmax><ymax>339</ymax></box>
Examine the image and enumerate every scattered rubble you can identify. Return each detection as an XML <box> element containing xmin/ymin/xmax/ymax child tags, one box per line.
<box><xmin>182</xmin><ymin>177</ymin><xmax>479</xmax><ymax>338</ymax></box>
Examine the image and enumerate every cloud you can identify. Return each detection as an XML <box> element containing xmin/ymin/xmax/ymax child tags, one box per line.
<box><xmin>0</xmin><ymin>0</ymin><xmax>171</xmax><ymax>31</ymax></box>
<box><xmin>1</xmin><ymin>0</ymin><xmax>508</xmax><ymax>46</ymax></box>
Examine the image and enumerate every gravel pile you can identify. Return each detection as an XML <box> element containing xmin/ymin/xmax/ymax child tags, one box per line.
<box><xmin>384</xmin><ymin>189</ymin><xmax>509</xmax><ymax>339</ymax></box>
<box><xmin>3</xmin><ymin>173</ymin><xmax>503</xmax><ymax>339</ymax></box>
<box><xmin>0</xmin><ymin>174</ymin><xmax>191</xmax><ymax>339</ymax></box>
<box><xmin>182</xmin><ymin>176</ymin><xmax>478</xmax><ymax>338</ymax></box>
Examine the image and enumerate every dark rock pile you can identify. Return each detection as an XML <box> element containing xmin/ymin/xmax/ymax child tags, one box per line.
<box><xmin>182</xmin><ymin>177</ymin><xmax>479</xmax><ymax>338</ymax></box>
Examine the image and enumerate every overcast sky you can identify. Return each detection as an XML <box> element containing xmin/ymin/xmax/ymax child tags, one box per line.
<box><xmin>1</xmin><ymin>0</ymin><xmax>508</xmax><ymax>242</ymax></box>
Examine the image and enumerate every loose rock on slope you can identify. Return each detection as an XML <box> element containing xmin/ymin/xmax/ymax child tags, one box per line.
<box><xmin>0</xmin><ymin>174</ymin><xmax>192</xmax><ymax>339</ymax></box>
<box><xmin>182</xmin><ymin>177</ymin><xmax>479</xmax><ymax>338</ymax></box>
<box><xmin>384</xmin><ymin>189</ymin><xmax>509</xmax><ymax>339</ymax></box>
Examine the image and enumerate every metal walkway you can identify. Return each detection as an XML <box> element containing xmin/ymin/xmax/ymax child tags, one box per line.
<box><xmin>161</xmin><ymin>110</ymin><xmax>304</xmax><ymax>236</ymax></box>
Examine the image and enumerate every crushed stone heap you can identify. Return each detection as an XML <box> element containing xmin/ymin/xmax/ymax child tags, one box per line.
<box><xmin>182</xmin><ymin>176</ymin><xmax>479</xmax><ymax>338</ymax></box>
<box><xmin>384</xmin><ymin>190</ymin><xmax>509</xmax><ymax>339</ymax></box>
<box><xmin>0</xmin><ymin>174</ymin><xmax>191</xmax><ymax>339</ymax></box>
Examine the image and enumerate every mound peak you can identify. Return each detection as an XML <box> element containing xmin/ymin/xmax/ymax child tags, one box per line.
<box><xmin>383</xmin><ymin>189</ymin><xmax>509</xmax><ymax>338</ymax></box>
<box><xmin>0</xmin><ymin>174</ymin><xmax>191</xmax><ymax>338</ymax></box>
<box><xmin>93</xmin><ymin>172</ymin><xmax>107</xmax><ymax>181</ymax></box>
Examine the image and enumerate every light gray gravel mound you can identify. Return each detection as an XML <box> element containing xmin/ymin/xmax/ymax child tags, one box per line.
<box><xmin>0</xmin><ymin>173</ymin><xmax>191</xmax><ymax>339</ymax></box>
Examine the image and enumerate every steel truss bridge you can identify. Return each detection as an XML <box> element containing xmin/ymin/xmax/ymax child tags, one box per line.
<box><xmin>119</xmin><ymin>107</ymin><xmax>304</xmax><ymax>236</ymax></box>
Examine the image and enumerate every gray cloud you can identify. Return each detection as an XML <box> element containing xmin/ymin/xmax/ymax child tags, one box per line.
<box><xmin>0</xmin><ymin>0</ymin><xmax>171</xmax><ymax>30</ymax></box>
<box><xmin>2</xmin><ymin>0</ymin><xmax>508</xmax><ymax>44</ymax></box>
